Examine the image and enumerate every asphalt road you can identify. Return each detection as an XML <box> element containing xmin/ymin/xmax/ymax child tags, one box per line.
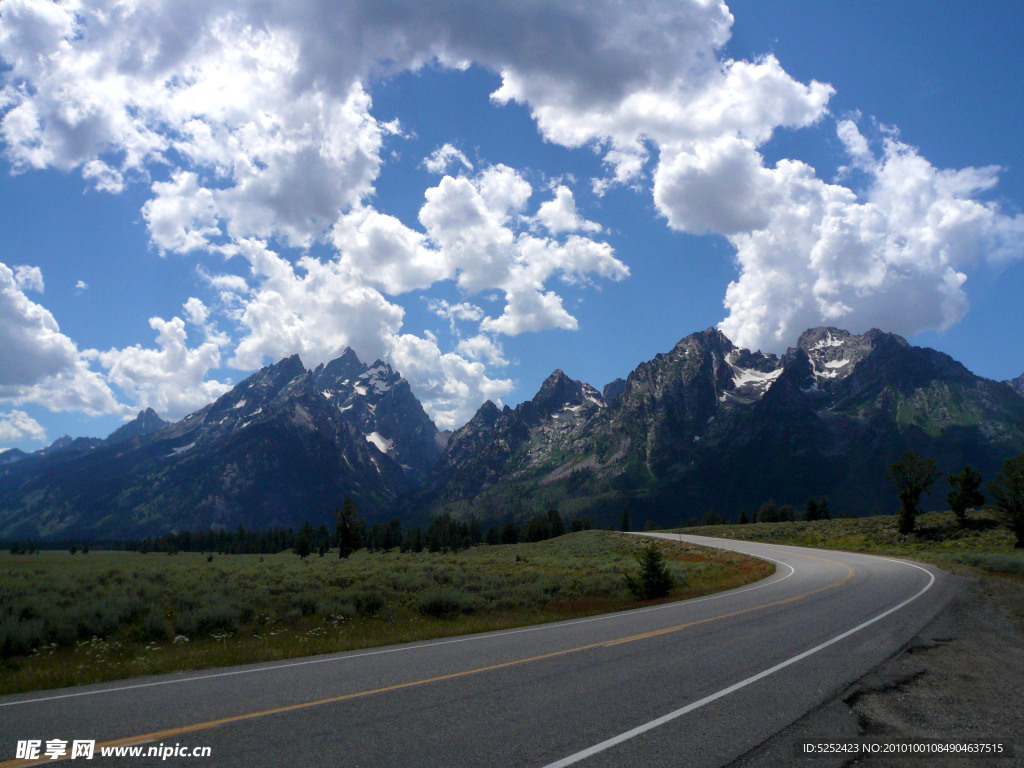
<box><xmin>0</xmin><ymin>534</ymin><xmax>953</xmax><ymax>767</ymax></box>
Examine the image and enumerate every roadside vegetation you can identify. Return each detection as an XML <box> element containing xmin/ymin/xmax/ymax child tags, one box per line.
<box><xmin>677</xmin><ymin>451</ymin><xmax>1024</xmax><ymax>575</ymax></box>
<box><xmin>679</xmin><ymin>507</ymin><xmax>1024</xmax><ymax>575</ymax></box>
<box><xmin>0</xmin><ymin>531</ymin><xmax>771</xmax><ymax>695</ymax></box>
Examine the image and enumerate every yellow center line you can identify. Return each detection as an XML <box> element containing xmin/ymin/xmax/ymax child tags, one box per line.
<box><xmin>1</xmin><ymin>552</ymin><xmax>854</xmax><ymax>768</ymax></box>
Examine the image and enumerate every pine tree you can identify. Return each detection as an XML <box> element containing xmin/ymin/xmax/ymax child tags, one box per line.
<box><xmin>886</xmin><ymin>451</ymin><xmax>939</xmax><ymax>535</ymax></box>
<box><xmin>335</xmin><ymin>497</ymin><xmax>364</xmax><ymax>558</ymax></box>
<box><xmin>988</xmin><ymin>455</ymin><xmax>1024</xmax><ymax>548</ymax></box>
<box><xmin>947</xmin><ymin>465</ymin><xmax>984</xmax><ymax>528</ymax></box>
<box><xmin>625</xmin><ymin>541</ymin><xmax>675</xmax><ymax>600</ymax></box>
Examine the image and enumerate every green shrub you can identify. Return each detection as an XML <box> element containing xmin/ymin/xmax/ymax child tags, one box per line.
<box><xmin>956</xmin><ymin>552</ymin><xmax>1024</xmax><ymax>574</ymax></box>
<box><xmin>350</xmin><ymin>588</ymin><xmax>385</xmax><ymax>617</ymax></box>
<box><xmin>125</xmin><ymin>607</ymin><xmax>171</xmax><ymax>643</ymax></box>
<box><xmin>416</xmin><ymin>588</ymin><xmax>482</xmax><ymax>618</ymax></box>
<box><xmin>624</xmin><ymin>542</ymin><xmax>676</xmax><ymax>600</ymax></box>
<box><xmin>0</xmin><ymin>615</ymin><xmax>46</xmax><ymax>658</ymax></box>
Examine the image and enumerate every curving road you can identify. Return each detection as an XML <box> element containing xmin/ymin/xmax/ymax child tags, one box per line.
<box><xmin>0</xmin><ymin>534</ymin><xmax>953</xmax><ymax>767</ymax></box>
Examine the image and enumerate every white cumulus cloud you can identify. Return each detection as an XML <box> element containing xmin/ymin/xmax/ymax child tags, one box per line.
<box><xmin>717</xmin><ymin>122</ymin><xmax>1024</xmax><ymax>351</ymax></box>
<box><xmin>0</xmin><ymin>409</ymin><xmax>46</xmax><ymax>444</ymax></box>
<box><xmin>423</xmin><ymin>143</ymin><xmax>474</xmax><ymax>175</ymax></box>
<box><xmin>3</xmin><ymin>0</ymin><xmax>1022</xmax><ymax>426</ymax></box>
<box><xmin>89</xmin><ymin>311</ymin><xmax>233</xmax><ymax>420</ymax></box>
<box><xmin>13</xmin><ymin>264</ymin><xmax>43</xmax><ymax>293</ymax></box>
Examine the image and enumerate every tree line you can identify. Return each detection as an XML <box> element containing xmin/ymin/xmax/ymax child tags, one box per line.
<box><xmin>4</xmin><ymin>501</ymin><xmax>590</xmax><ymax>558</ymax></box>
<box><xmin>884</xmin><ymin>451</ymin><xmax>1024</xmax><ymax>545</ymax></box>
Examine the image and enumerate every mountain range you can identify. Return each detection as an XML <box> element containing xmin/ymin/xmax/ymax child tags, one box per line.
<box><xmin>2</xmin><ymin>327</ymin><xmax>1023</xmax><ymax>539</ymax></box>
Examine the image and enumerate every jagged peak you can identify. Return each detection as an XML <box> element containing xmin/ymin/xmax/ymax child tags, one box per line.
<box><xmin>602</xmin><ymin>378</ymin><xmax>626</xmax><ymax>403</ymax></box>
<box><xmin>796</xmin><ymin>327</ymin><xmax>852</xmax><ymax>350</ymax></box>
<box><xmin>673</xmin><ymin>327</ymin><xmax>735</xmax><ymax>354</ymax></box>
<box><xmin>532</xmin><ymin>369</ymin><xmax>583</xmax><ymax>407</ymax></box>
<box><xmin>540</xmin><ymin>369</ymin><xmax>571</xmax><ymax>387</ymax></box>
<box><xmin>1010</xmin><ymin>372</ymin><xmax>1024</xmax><ymax>397</ymax></box>
<box><xmin>462</xmin><ymin>400</ymin><xmax>502</xmax><ymax>432</ymax></box>
<box><xmin>361</xmin><ymin>360</ymin><xmax>397</xmax><ymax>380</ymax></box>
<box><xmin>313</xmin><ymin>348</ymin><xmax>364</xmax><ymax>387</ymax></box>
<box><xmin>106</xmin><ymin>407</ymin><xmax>170</xmax><ymax>445</ymax></box>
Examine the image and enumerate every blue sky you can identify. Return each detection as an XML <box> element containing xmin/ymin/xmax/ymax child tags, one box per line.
<box><xmin>1</xmin><ymin>1</ymin><xmax>1022</xmax><ymax>451</ymax></box>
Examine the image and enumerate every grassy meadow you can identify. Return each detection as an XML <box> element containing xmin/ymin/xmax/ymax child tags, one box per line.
<box><xmin>678</xmin><ymin>507</ymin><xmax>1024</xmax><ymax>574</ymax></box>
<box><xmin>0</xmin><ymin>531</ymin><xmax>772</xmax><ymax>695</ymax></box>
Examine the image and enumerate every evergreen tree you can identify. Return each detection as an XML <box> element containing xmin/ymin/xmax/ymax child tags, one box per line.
<box><xmin>620</xmin><ymin>507</ymin><xmax>631</xmax><ymax>532</ymax></box>
<box><xmin>546</xmin><ymin>508</ymin><xmax>565</xmax><ymax>538</ymax></box>
<box><xmin>500</xmin><ymin>520</ymin><xmax>519</xmax><ymax>544</ymax></box>
<box><xmin>484</xmin><ymin>525</ymin><xmax>500</xmax><ymax>545</ymax></box>
<box><xmin>624</xmin><ymin>541</ymin><xmax>675</xmax><ymax>600</ymax></box>
<box><xmin>737</xmin><ymin>509</ymin><xmax>748</xmax><ymax>525</ymax></box>
<box><xmin>757</xmin><ymin>499</ymin><xmax>779</xmax><ymax>523</ymax></box>
<box><xmin>335</xmin><ymin>497</ymin><xmax>364</xmax><ymax>558</ymax></box>
<box><xmin>803</xmin><ymin>497</ymin><xmax>830</xmax><ymax>521</ymax></box>
<box><xmin>948</xmin><ymin>465</ymin><xmax>985</xmax><ymax>528</ymax></box>
<box><xmin>293</xmin><ymin>534</ymin><xmax>311</xmax><ymax>558</ymax></box>
<box><xmin>988</xmin><ymin>454</ymin><xmax>1024</xmax><ymax>548</ymax></box>
<box><xmin>886</xmin><ymin>451</ymin><xmax>939</xmax><ymax>535</ymax></box>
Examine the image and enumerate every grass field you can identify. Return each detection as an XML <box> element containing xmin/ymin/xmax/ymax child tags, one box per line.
<box><xmin>677</xmin><ymin>507</ymin><xmax>1024</xmax><ymax>575</ymax></box>
<box><xmin>0</xmin><ymin>531</ymin><xmax>772</xmax><ymax>695</ymax></box>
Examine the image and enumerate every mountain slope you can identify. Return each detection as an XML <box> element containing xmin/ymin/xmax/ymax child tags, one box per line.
<box><xmin>3</xmin><ymin>327</ymin><xmax>1022</xmax><ymax>539</ymax></box>
<box><xmin>0</xmin><ymin>350</ymin><xmax>442</xmax><ymax>539</ymax></box>
<box><xmin>418</xmin><ymin>327</ymin><xmax>1024</xmax><ymax>524</ymax></box>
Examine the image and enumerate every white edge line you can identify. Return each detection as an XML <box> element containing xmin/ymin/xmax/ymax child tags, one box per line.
<box><xmin>0</xmin><ymin>554</ymin><xmax>795</xmax><ymax>709</ymax></box>
<box><xmin>539</xmin><ymin>556</ymin><xmax>936</xmax><ymax>768</ymax></box>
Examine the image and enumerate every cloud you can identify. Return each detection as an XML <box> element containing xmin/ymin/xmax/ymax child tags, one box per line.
<box><xmin>74</xmin><ymin>280</ymin><xmax>88</xmax><ymax>292</ymax></box>
<box><xmin>0</xmin><ymin>262</ymin><xmax>124</xmax><ymax>415</ymax></box>
<box><xmin>716</xmin><ymin>122</ymin><xmax>1024</xmax><ymax>350</ymax></box>
<box><xmin>422</xmin><ymin>143</ymin><xmax>473</xmax><ymax>174</ymax></box>
<box><xmin>0</xmin><ymin>409</ymin><xmax>46</xmax><ymax>444</ymax></box>
<box><xmin>142</xmin><ymin>171</ymin><xmax>221</xmax><ymax>255</ymax></box>
<box><xmin>89</xmin><ymin>310</ymin><xmax>233</xmax><ymax>420</ymax></box>
<box><xmin>331</xmin><ymin>205</ymin><xmax>451</xmax><ymax>294</ymax></box>
<box><xmin>183</xmin><ymin>297</ymin><xmax>210</xmax><ymax>327</ymax></box>
<box><xmin>225</xmin><ymin>238</ymin><xmax>406</xmax><ymax>370</ymax></box>
<box><xmin>13</xmin><ymin>264</ymin><xmax>44</xmax><ymax>293</ymax></box>
<box><xmin>456</xmin><ymin>334</ymin><xmax>508</xmax><ymax>368</ymax></box>
<box><xmin>536</xmin><ymin>186</ymin><xmax>603</xmax><ymax>235</ymax></box>
<box><xmin>418</xmin><ymin>165</ymin><xmax>627</xmax><ymax>332</ymax></box>
<box><xmin>427</xmin><ymin>299</ymin><xmax>485</xmax><ymax>332</ymax></box>
<box><xmin>216</xmin><ymin>239</ymin><xmax>512</xmax><ymax>427</ymax></box>
<box><xmin>387</xmin><ymin>332</ymin><xmax>512</xmax><ymax>429</ymax></box>
<box><xmin>0</xmin><ymin>261</ymin><xmax>79</xmax><ymax>388</ymax></box>
<box><xmin>4</xmin><ymin>0</ymin><xmax>1021</xmax><ymax>425</ymax></box>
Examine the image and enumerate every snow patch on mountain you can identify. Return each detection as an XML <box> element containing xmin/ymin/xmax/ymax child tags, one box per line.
<box><xmin>811</xmin><ymin>332</ymin><xmax>846</xmax><ymax>350</ymax></box>
<box><xmin>365</xmin><ymin>431</ymin><xmax>393</xmax><ymax>454</ymax></box>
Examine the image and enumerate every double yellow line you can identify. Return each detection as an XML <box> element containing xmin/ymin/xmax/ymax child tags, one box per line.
<box><xmin>1</xmin><ymin>553</ymin><xmax>853</xmax><ymax>767</ymax></box>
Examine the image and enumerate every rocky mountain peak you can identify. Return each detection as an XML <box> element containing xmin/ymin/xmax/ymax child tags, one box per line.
<box><xmin>795</xmin><ymin>327</ymin><xmax>907</xmax><ymax>386</ymax></box>
<box><xmin>472</xmin><ymin>400</ymin><xmax>502</xmax><ymax>425</ymax></box>
<box><xmin>1010</xmin><ymin>373</ymin><xmax>1024</xmax><ymax>397</ymax></box>
<box><xmin>106</xmin><ymin>408</ymin><xmax>170</xmax><ymax>445</ymax></box>
<box><xmin>531</xmin><ymin>370</ymin><xmax>598</xmax><ymax>417</ymax></box>
<box><xmin>313</xmin><ymin>347</ymin><xmax>364</xmax><ymax>387</ymax></box>
<box><xmin>602</xmin><ymin>378</ymin><xmax>626</xmax><ymax>403</ymax></box>
<box><xmin>0</xmin><ymin>448</ymin><xmax>28</xmax><ymax>465</ymax></box>
<box><xmin>679</xmin><ymin>326</ymin><xmax>733</xmax><ymax>349</ymax></box>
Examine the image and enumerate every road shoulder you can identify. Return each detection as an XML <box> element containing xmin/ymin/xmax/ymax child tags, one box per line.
<box><xmin>726</xmin><ymin>571</ymin><xmax>1024</xmax><ymax>767</ymax></box>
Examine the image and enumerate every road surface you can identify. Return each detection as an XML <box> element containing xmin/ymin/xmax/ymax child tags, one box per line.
<box><xmin>0</xmin><ymin>534</ymin><xmax>952</xmax><ymax>767</ymax></box>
